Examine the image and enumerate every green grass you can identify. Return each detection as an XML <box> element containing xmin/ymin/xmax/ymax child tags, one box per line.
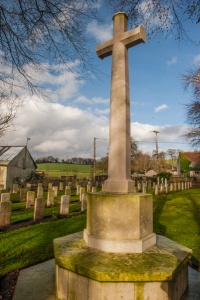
<box><xmin>0</xmin><ymin>188</ymin><xmax>199</xmax><ymax>277</ymax></box>
<box><xmin>0</xmin><ymin>215</ymin><xmax>86</xmax><ymax>276</ymax></box>
<box><xmin>36</xmin><ymin>163</ymin><xmax>93</xmax><ymax>178</ymax></box>
<box><xmin>153</xmin><ymin>188</ymin><xmax>200</xmax><ymax>267</ymax></box>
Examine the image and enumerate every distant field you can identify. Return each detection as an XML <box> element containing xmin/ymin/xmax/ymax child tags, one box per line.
<box><xmin>36</xmin><ymin>163</ymin><xmax>93</xmax><ymax>178</ymax></box>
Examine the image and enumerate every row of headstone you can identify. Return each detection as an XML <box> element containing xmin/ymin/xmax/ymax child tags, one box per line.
<box><xmin>12</xmin><ymin>180</ymin><xmax>100</xmax><ymax>194</ymax></box>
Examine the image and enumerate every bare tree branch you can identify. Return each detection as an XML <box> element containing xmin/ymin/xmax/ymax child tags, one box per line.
<box><xmin>182</xmin><ymin>67</ymin><xmax>200</xmax><ymax>147</ymax></box>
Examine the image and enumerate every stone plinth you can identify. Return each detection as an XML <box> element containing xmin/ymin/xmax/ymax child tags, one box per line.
<box><xmin>84</xmin><ymin>192</ymin><xmax>156</xmax><ymax>253</ymax></box>
<box><xmin>54</xmin><ymin>232</ymin><xmax>191</xmax><ymax>300</ymax></box>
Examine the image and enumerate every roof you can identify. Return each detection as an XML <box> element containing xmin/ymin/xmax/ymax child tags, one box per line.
<box><xmin>0</xmin><ymin>146</ymin><xmax>36</xmax><ymax>168</ymax></box>
<box><xmin>180</xmin><ymin>152</ymin><xmax>200</xmax><ymax>163</ymax></box>
<box><xmin>0</xmin><ymin>146</ymin><xmax>24</xmax><ymax>162</ymax></box>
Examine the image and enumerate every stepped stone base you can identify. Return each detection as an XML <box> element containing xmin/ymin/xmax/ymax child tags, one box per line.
<box><xmin>53</xmin><ymin>232</ymin><xmax>192</xmax><ymax>300</ymax></box>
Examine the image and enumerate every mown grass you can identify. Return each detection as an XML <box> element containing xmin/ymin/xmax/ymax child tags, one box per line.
<box><xmin>0</xmin><ymin>215</ymin><xmax>86</xmax><ymax>276</ymax></box>
<box><xmin>153</xmin><ymin>188</ymin><xmax>200</xmax><ymax>268</ymax></box>
<box><xmin>37</xmin><ymin>163</ymin><xmax>93</xmax><ymax>178</ymax></box>
<box><xmin>0</xmin><ymin>188</ymin><xmax>199</xmax><ymax>277</ymax></box>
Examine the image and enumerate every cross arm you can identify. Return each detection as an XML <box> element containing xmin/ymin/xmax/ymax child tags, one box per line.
<box><xmin>96</xmin><ymin>39</ymin><xmax>114</xmax><ymax>59</ymax></box>
<box><xmin>120</xmin><ymin>25</ymin><xmax>146</xmax><ymax>48</ymax></box>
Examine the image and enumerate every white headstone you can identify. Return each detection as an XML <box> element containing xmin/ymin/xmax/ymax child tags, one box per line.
<box><xmin>0</xmin><ymin>201</ymin><xmax>11</xmax><ymax>227</ymax></box>
<box><xmin>81</xmin><ymin>193</ymin><xmax>87</xmax><ymax>211</ymax></box>
<box><xmin>34</xmin><ymin>198</ymin><xmax>45</xmax><ymax>221</ymax></box>
<box><xmin>47</xmin><ymin>190</ymin><xmax>54</xmax><ymax>207</ymax></box>
<box><xmin>60</xmin><ymin>195</ymin><xmax>70</xmax><ymax>215</ymax></box>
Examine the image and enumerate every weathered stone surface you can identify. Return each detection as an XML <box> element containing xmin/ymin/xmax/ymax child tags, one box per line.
<box><xmin>34</xmin><ymin>197</ymin><xmax>45</xmax><ymax>221</ymax></box>
<box><xmin>37</xmin><ymin>187</ymin><xmax>43</xmax><ymax>198</ymax></box>
<box><xmin>54</xmin><ymin>232</ymin><xmax>191</xmax><ymax>300</ymax></box>
<box><xmin>26</xmin><ymin>191</ymin><xmax>35</xmax><ymax>208</ymax></box>
<box><xmin>65</xmin><ymin>186</ymin><xmax>71</xmax><ymax>196</ymax></box>
<box><xmin>98</xmin><ymin>13</ymin><xmax>145</xmax><ymax>193</ymax></box>
<box><xmin>81</xmin><ymin>193</ymin><xmax>87</xmax><ymax>211</ymax></box>
<box><xmin>47</xmin><ymin>190</ymin><xmax>54</xmax><ymax>207</ymax></box>
<box><xmin>60</xmin><ymin>195</ymin><xmax>70</xmax><ymax>215</ymax></box>
<box><xmin>84</xmin><ymin>192</ymin><xmax>156</xmax><ymax>253</ymax></box>
<box><xmin>0</xmin><ymin>201</ymin><xmax>11</xmax><ymax>226</ymax></box>
<box><xmin>20</xmin><ymin>188</ymin><xmax>27</xmax><ymax>202</ymax></box>
<box><xmin>1</xmin><ymin>192</ymin><xmax>10</xmax><ymax>202</ymax></box>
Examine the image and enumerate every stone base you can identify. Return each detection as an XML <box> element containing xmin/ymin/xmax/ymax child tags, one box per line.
<box><xmin>85</xmin><ymin>192</ymin><xmax>156</xmax><ymax>253</ymax></box>
<box><xmin>83</xmin><ymin>229</ymin><xmax>156</xmax><ymax>253</ymax></box>
<box><xmin>54</xmin><ymin>232</ymin><xmax>192</xmax><ymax>300</ymax></box>
<box><xmin>104</xmin><ymin>179</ymin><xmax>134</xmax><ymax>193</ymax></box>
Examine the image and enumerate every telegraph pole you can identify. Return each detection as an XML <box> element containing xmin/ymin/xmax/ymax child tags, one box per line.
<box><xmin>93</xmin><ymin>137</ymin><xmax>96</xmax><ymax>181</ymax></box>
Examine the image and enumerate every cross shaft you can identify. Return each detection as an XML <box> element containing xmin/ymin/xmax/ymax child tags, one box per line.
<box><xmin>96</xmin><ymin>12</ymin><xmax>146</xmax><ymax>193</ymax></box>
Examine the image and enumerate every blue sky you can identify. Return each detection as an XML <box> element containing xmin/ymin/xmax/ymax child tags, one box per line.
<box><xmin>2</xmin><ymin>2</ymin><xmax>200</xmax><ymax>160</ymax></box>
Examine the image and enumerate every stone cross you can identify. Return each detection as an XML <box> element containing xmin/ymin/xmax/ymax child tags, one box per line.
<box><xmin>96</xmin><ymin>12</ymin><xmax>146</xmax><ymax>193</ymax></box>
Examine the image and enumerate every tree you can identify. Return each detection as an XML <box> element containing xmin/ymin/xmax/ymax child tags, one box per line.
<box><xmin>107</xmin><ymin>0</ymin><xmax>200</xmax><ymax>42</ymax></box>
<box><xmin>0</xmin><ymin>1</ymin><xmax>99</xmax><ymax>99</ymax></box>
<box><xmin>0</xmin><ymin>96</ymin><xmax>20</xmax><ymax>137</ymax></box>
<box><xmin>131</xmin><ymin>152</ymin><xmax>152</xmax><ymax>174</ymax></box>
<box><xmin>130</xmin><ymin>137</ymin><xmax>140</xmax><ymax>159</ymax></box>
<box><xmin>183</xmin><ymin>67</ymin><xmax>200</xmax><ymax>147</ymax></box>
<box><xmin>0</xmin><ymin>0</ymin><xmax>99</xmax><ymax>137</ymax></box>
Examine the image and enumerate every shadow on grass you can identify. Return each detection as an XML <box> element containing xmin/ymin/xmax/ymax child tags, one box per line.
<box><xmin>153</xmin><ymin>194</ymin><xmax>168</xmax><ymax>236</ymax></box>
<box><xmin>187</xmin><ymin>194</ymin><xmax>200</xmax><ymax>269</ymax></box>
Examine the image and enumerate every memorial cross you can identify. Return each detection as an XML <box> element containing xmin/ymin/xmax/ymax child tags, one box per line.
<box><xmin>96</xmin><ymin>12</ymin><xmax>146</xmax><ymax>193</ymax></box>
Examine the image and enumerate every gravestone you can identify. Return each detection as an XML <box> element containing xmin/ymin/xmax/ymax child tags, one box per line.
<box><xmin>48</xmin><ymin>182</ymin><xmax>53</xmax><ymax>190</ymax></box>
<box><xmin>1</xmin><ymin>193</ymin><xmax>10</xmax><ymax>202</ymax></box>
<box><xmin>155</xmin><ymin>184</ymin><xmax>158</xmax><ymax>195</ymax></box>
<box><xmin>54</xmin><ymin>12</ymin><xmax>191</xmax><ymax>300</ymax></box>
<box><xmin>60</xmin><ymin>195</ymin><xmax>70</xmax><ymax>215</ymax></box>
<box><xmin>37</xmin><ymin>187</ymin><xmax>43</xmax><ymax>198</ymax></box>
<box><xmin>0</xmin><ymin>201</ymin><xmax>11</xmax><ymax>227</ymax></box>
<box><xmin>20</xmin><ymin>188</ymin><xmax>27</xmax><ymax>202</ymax></box>
<box><xmin>33</xmin><ymin>198</ymin><xmax>45</xmax><ymax>221</ymax></box>
<box><xmin>65</xmin><ymin>186</ymin><xmax>71</xmax><ymax>196</ymax></box>
<box><xmin>81</xmin><ymin>193</ymin><xmax>87</xmax><ymax>211</ymax></box>
<box><xmin>26</xmin><ymin>191</ymin><xmax>35</xmax><ymax>208</ymax></box>
<box><xmin>26</xmin><ymin>183</ymin><xmax>32</xmax><ymax>191</ymax></box>
<box><xmin>87</xmin><ymin>183</ymin><xmax>91</xmax><ymax>193</ymax></box>
<box><xmin>79</xmin><ymin>187</ymin><xmax>85</xmax><ymax>202</ymax></box>
<box><xmin>59</xmin><ymin>182</ymin><xmax>64</xmax><ymax>191</ymax></box>
<box><xmin>91</xmin><ymin>186</ymin><xmax>96</xmax><ymax>193</ymax></box>
<box><xmin>76</xmin><ymin>184</ymin><xmax>81</xmax><ymax>195</ymax></box>
<box><xmin>12</xmin><ymin>183</ymin><xmax>19</xmax><ymax>193</ymax></box>
<box><xmin>47</xmin><ymin>190</ymin><xmax>54</xmax><ymax>207</ymax></box>
<box><xmin>53</xmin><ymin>186</ymin><xmax>58</xmax><ymax>197</ymax></box>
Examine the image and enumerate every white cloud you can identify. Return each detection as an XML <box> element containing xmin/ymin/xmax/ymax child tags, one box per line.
<box><xmin>1</xmin><ymin>100</ymin><xmax>189</xmax><ymax>160</ymax></box>
<box><xmin>154</xmin><ymin>104</ymin><xmax>168</xmax><ymax>113</ymax></box>
<box><xmin>75</xmin><ymin>96</ymin><xmax>109</xmax><ymax>106</ymax></box>
<box><xmin>1</xmin><ymin>100</ymin><xmax>109</xmax><ymax>159</ymax></box>
<box><xmin>87</xmin><ymin>20</ymin><xmax>112</xmax><ymax>43</ymax></box>
<box><xmin>131</xmin><ymin>122</ymin><xmax>189</xmax><ymax>154</ymax></box>
<box><xmin>167</xmin><ymin>57</ymin><xmax>177</xmax><ymax>65</ymax></box>
<box><xmin>95</xmin><ymin>108</ymin><xmax>110</xmax><ymax>115</ymax></box>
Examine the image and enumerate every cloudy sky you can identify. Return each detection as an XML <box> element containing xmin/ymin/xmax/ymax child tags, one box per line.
<box><xmin>1</xmin><ymin>2</ymin><xmax>200</xmax><ymax>160</ymax></box>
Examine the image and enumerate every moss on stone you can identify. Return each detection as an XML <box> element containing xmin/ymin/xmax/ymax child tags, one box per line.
<box><xmin>54</xmin><ymin>232</ymin><xmax>191</xmax><ymax>282</ymax></box>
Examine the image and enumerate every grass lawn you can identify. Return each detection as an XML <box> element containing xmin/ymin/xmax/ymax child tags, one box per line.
<box><xmin>153</xmin><ymin>188</ymin><xmax>200</xmax><ymax>268</ymax></box>
<box><xmin>0</xmin><ymin>188</ymin><xmax>199</xmax><ymax>278</ymax></box>
<box><xmin>37</xmin><ymin>163</ymin><xmax>93</xmax><ymax>178</ymax></box>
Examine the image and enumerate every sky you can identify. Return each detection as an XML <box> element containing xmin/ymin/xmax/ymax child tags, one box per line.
<box><xmin>1</xmin><ymin>1</ymin><xmax>200</xmax><ymax>160</ymax></box>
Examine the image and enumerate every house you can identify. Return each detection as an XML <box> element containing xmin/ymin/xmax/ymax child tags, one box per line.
<box><xmin>177</xmin><ymin>152</ymin><xmax>200</xmax><ymax>178</ymax></box>
<box><xmin>0</xmin><ymin>146</ymin><xmax>37</xmax><ymax>190</ymax></box>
